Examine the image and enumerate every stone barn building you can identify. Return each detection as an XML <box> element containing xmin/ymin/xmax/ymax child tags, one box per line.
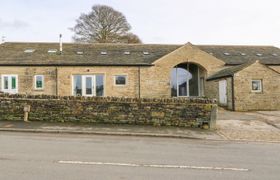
<box><xmin>0</xmin><ymin>42</ymin><xmax>280</xmax><ymax>111</ymax></box>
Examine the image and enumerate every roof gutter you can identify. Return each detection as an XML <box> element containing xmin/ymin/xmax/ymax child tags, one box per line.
<box><xmin>261</xmin><ymin>64</ymin><xmax>280</xmax><ymax>66</ymax></box>
<box><xmin>231</xmin><ymin>76</ymin><xmax>235</xmax><ymax>111</ymax></box>
<box><xmin>55</xmin><ymin>67</ymin><xmax>59</xmax><ymax>96</ymax></box>
<box><xmin>206</xmin><ymin>74</ymin><xmax>233</xmax><ymax>81</ymax></box>
<box><xmin>138</xmin><ymin>66</ymin><xmax>141</xmax><ymax>98</ymax></box>
<box><xmin>0</xmin><ymin>64</ymin><xmax>154</xmax><ymax>67</ymax></box>
<box><xmin>226</xmin><ymin>63</ymin><xmax>280</xmax><ymax>66</ymax></box>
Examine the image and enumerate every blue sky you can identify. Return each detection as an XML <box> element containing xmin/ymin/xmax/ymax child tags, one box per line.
<box><xmin>1</xmin><ymin>0</ymin><xmax>280</xmax><ymax>46</ymax></box>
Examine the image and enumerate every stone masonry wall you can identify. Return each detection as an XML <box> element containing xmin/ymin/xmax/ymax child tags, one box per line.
<box><xmin>57</xmin><ymin>66</ymin><xmax>140</xmax><ymax>97</ymax></box>
<box><xmin>0</xmin><ymin>94</ymin><xmax>217</xmax><ymax>129</ymax></box>
<box><xmin>0</xmin><ymin>44</ymin><xmax>225</xmax><ymax>99</ymax></box>
<box><xmin>234</xmin><ymin>62</ymin><xmax>280</xmax><ymax>111</ymax></box>
<box><xmin>0</xmin><ymin>66</ymin><xmax>57</xmax><ymax>95</ymax></box>
<box><xmin>140</xmin><ymin>44</ymin><xmax>225</xmax><ymax>98</ymax></box>
<box><xmin>269</xmin><ymin>66</ymin><xmax>280</xmax><ymax>73</ymax></box>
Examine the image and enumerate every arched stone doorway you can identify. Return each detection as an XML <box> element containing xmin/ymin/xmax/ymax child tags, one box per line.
<box><xmin>171</xmin><ymin>62</ymin><xmax>206</xmax><ymax>97</ymax></box>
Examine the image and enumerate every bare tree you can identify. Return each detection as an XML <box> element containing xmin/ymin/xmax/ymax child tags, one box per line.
<box><xmin>71</xmin><ymin>5</ymin><xmax>141</xmax><ymax>43</ymax></box>
<box><xmin>119</xmin><ymin>33</ymin><xmax>142</xmax><ymax>44</ymax></box>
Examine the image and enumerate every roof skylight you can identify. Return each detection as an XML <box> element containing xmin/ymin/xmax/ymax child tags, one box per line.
<box><xmin>48</xmin><ymin>49</ymin><xmax>57</xmax><ymax>54</ymax></box>
<box><xmin>24</xmin><ymin>49</ymin><xmax>35</xmax><ymax>53</ymax></box>
<box><xmin>76</xmin><ymin>51</ymin><xmax>84</xmax><ymax>55</ymax></box>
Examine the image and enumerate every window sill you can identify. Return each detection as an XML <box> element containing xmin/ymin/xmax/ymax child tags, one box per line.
<box><xmin>114</xmin><ymin>84</ymin><xmax>127</xmax><ymax>87</ymax></box>
<box><xmin>34</xmin><ymin>89</ymin><xmax>44</xmax><ymax>91</ymax></box>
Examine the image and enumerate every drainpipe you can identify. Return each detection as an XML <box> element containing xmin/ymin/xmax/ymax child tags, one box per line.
<box><xmin>231</xmin><ymin>76</ymin><xmax>235</xmax><ymax>111</ymax></box>
<box><xmin>56</xmin><ymin>67</ymin><xmax>59</xmax><ymax>96</ymax></box>
<box><xmin>138</xmin><ymin>66</ymin><xmax>141</xmax><ymax>98</ymax></box>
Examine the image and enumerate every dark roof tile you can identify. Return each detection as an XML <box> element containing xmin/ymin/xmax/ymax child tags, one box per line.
<box><xmin>1</xmin><ymin>43</ymin><xmax>280</xmax><ymax>66</ymax></box>
<box><xmin>198</xmin><ymin>45</ymin><xmax>280</xmax><ymax>65</ymax></box>
<box><xmin>206</xmin><ymin>62</ymin><xmax>254</xmax><ymax>81</ymax></box>
<box><xmin>0</xmin><ymin>42</ymin><xmax>181</xmax><ymax>66</ymax></box>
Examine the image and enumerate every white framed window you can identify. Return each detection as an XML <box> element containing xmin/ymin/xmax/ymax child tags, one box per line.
<box><xmin>72</xmin><ymin>75</ymin><xmax>104</xmax><ymax>97</ymax></box>
<box><xmin>1</xmin><ymin>74</ymin><xmax>18</xmax><ymax>94</ymax></box>
<box><xmin>114</xmin><ymin>75</ymin><xmax>127</xmax><ymax>86</ymax></box>
<box><xmin>251</xmin><ymin>80</ymin><xmax>262</xmax><ymax>92</ymax></box>
<box><xmin>34</xmin><ymin>75</ymin><xmax>44</xmax><ymax>90</ymax></box>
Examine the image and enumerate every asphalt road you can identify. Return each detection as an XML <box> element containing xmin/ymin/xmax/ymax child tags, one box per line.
<box><xmin>0</xmin><ymin>132</ymin><xmax>279</xmax><ymax>180</ymax></box>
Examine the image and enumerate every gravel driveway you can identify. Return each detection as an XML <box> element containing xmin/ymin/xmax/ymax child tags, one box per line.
<box><xmin>217</xmin><ymin>108</ymin><xmax>280</xmax><ymax>142</ymax></box>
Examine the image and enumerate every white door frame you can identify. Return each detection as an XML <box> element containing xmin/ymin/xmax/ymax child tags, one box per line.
<box><xmin>1</xmin><ymin>74</ymin><xmax>18</xmax><ymax>94</ymax></box>
<box><xmin>82</xmin><ymin>75</ymin><xmax>95</xmax><ymax>97</ymax></box>
<box><xmin>219</xmin><ymin>79</ymin><xmax>227</xmax><ymax>105</ymax></box>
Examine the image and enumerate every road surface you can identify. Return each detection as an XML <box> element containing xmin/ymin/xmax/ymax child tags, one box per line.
<box><xmin>0</xmin><ymin>132</ymin><xmax>279</xmax><ymax>180</ymax></box>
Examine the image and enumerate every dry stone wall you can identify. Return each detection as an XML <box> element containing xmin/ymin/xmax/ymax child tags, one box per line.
<box><xmin>0</xmin><ymin>94</ymin><xmax>217</xmax><ymax>129</ymax></box>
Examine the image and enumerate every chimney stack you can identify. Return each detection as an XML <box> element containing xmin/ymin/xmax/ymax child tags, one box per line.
<box><xmin>59</xmin><ymin>34</ymin><xmax>63</xmax><ymax>53</ymax></box>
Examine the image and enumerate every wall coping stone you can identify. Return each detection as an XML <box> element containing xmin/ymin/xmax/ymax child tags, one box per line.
<box><xmin>0</xmin><ymin>93</ymin><xmax>217</xmax><ymax>104</ymax></box>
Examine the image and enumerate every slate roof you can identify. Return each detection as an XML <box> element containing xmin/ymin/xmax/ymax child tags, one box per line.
<box><xmin>198</xmin><ymin>45</ymin><xmax>280</xmax><ymax>65</ymax></box>
<box><xmin>1</xmin><ymin>42</ymin><xmax>280</xmax><ymax>66</ymax></box>
<box><xmin>0</xmin><ymin>42</ymin><xmax>181</xmax><ymax>66</ymax></box>
<box><xmin>206</xmin><ymin>62</ymin><xmax>254</xmax><ymax>81</ymax></box>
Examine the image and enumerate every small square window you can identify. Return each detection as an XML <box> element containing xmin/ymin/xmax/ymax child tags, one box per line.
<box><xmin>35</xmin><ymin>75</ymin><xmax>44</xmax><ymax>90</ymax></box>
<box><xmin>115</xmin><ymin>75</ymin><xmax>127</xmax><ymax>86</ymax></box>
<box><xmin>251</xmin><ymin>80</ymin><xmax>262</xmax><ymax>92</ymax></box>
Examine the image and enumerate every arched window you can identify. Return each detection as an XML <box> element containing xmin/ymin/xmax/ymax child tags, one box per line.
<box><xmin>171</xmin><ymin>63</ymin><xmax>201</xmax><ymax>97</ymax></box>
